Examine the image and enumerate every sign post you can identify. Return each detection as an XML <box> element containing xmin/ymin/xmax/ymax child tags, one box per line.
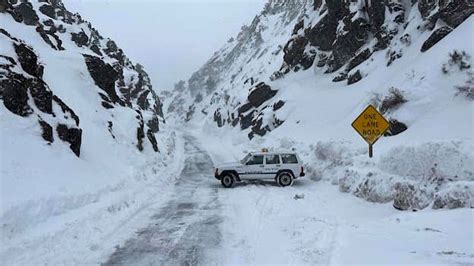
<box><xmin>351</xmin><ymin>105</ymin><xmax>390</xmax><ymax>158</ymax></box>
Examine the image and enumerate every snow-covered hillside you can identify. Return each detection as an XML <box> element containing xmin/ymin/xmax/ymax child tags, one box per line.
<box><xmin>0</xmin><ymin>0</ymin><xmax>179</xmax><ymax>246</ymax></box>
<box><xmin>167</xmin><ymin>0</ymin><xmax>474</xmax><ymax>210</ymax></box>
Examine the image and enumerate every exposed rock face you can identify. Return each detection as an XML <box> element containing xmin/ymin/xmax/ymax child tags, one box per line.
<box><xmin>166</xmin><ymin>0</ymin><xmax>470</xmax><ymax>141</ymax></box>
<box><xmin>1</xmin><ymin>30</ymin><xmax>82</xmax><ymax>156</ymax></box>
<box><xmin>14</xmin><ymin>43</ymin><xmax>43</xmax><ymax>78</ymax></box>
<box><xmin>83</xmin><ymin>54</ymin><xmax>120</xmax><ymax>104</ymax></box>
<box><xmin>421</xmin><ymin>26</ymin><xmax>452</xmax><ymax>52</ymax></box>
<box><xmin>248</xmin><ymin>82</ymin><xmax>278</xmax><ymax>107</ymax></box>
<box><xmin>347</xmin><ymin>70</ymin><xmax>362</xmax><ymax>85</ymax></box>
<box><xmin>13</xmin><ymin>2</ymin><xmax>39</xmax><ymax>25</ymax></box>
<box><xmin>208</xmin><ymin>81</ymin><xmax>284</xmax><ymax>139</ymax></box>
<box><xmin>71</xmin><ymin>31</ymin><xmax>89</xmax><ymax>47</ymax></box>
<box><xmin>57</xmin><ymin>124</ymin><xmax>82</xmax><ymax>156</ymax></box>
<box><xmin>39</xmin><ymin>3</ymin><xmax>55</xmax><ymax>19</ymax></box>
<box><xmin>1</xmin><ymin>0</ymin><xmax>164</xmax><ymax>156</ymax></box>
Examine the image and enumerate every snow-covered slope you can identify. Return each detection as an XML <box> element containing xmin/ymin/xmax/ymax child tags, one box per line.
<box><xmin>0</xmin><ymin>0</ymin><xmax>177</xmax><ymax>241</ymax></box>
<box><xmin>168</xmin><ymin>0</ymin><xmax>473</xmax><ymax>210</ymax></box>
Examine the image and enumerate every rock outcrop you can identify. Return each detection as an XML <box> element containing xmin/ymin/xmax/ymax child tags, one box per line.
<box><xmin>1</xmin><ymin>30</ymin><xmax>82</xmax><ymax>156</ymax></box>
<box><xmin>1</xmin><ymin>0</ymin><xmax>164</xmax><ymax>156</ymax></box>
<box><xmin>166</xmin><ymin>0</ymin><xmax>471</xmax><ymax>140</ymax></box>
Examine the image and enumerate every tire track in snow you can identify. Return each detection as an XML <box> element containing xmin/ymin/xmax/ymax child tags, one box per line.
<box><xmin>103</xmin><ymin>136</ymin><xmax>222</xmax><ymax>265</ymax></box>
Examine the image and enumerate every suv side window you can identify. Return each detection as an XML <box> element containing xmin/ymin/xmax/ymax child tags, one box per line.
<box><xmin>246</xmin><ymin>155</ymin><xmax>264</xmax><ymax>165</ymax></box>
<box><xmin>281</xmin><ymin>154</ymin><xmax>298</xmax><ymax>164</ymax></box>
<box><xmin>265</xmin><ymin>154</ymin><xmax>280</xmax><ymax>164</ymax></box>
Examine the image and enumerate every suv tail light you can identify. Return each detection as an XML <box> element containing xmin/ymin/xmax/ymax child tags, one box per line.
<box><xmin>300</xmin><ymin>166</ymin><xmax>305</xmax><ymax>177</ymax></box>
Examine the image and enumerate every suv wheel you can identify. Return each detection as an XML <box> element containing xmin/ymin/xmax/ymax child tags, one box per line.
<box><xmin>277</xmin><ymin>172</ymin><xmax>293</xmax><ymax>187</ymax></box>
<box><xmin>221</xmin><ymin>173</ymin><xmax>234</xmax><ymax>188</ymax></box>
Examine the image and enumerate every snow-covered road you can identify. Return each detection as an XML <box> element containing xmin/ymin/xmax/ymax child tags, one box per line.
<box><xmin>1</xmin><ymin>135</ymin><xmax>472</xmax><ymax>265</ymax></box>
<box><xmin>104</xmin><ymin>136</ymin><xmax>223</xmax><ymax>265</ymax></box>
<box><xmin>102</xmin><ymin>136</ymin><xmax>473</xmax><ymax>265</ymax></box>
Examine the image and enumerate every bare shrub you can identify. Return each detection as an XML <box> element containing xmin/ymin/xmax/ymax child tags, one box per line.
<box><xmin>442</xmin><ymin>50</ymin><xmax>471</xmax><ymax>74</ymax></box>
<box><xmin>455</xmin><ymin>72</ymin><xmax>474</xmax><ymax>100</ymax></box>
<box><xmin>379</xmin><ymin>87</ymin><xmax>407</xmax><ymax>114</ymax></box>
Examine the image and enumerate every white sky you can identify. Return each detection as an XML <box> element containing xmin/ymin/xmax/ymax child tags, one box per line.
<box><xmin>62</xmin><ymin>0</ymin><xmax>267</xmax><ymax>91</ymax></box>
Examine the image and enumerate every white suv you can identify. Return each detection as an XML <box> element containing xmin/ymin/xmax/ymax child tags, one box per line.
<box><xmin>214</xmin><ymin>151</ymin><xmax>305</xmax><ymax>188</ymax></box>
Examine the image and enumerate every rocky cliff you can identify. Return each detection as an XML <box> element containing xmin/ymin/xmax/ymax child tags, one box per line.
<box><xmin>1</xmin><ymin>0</ymin><xmax>164</xmax><ymax>156</ymax></box>
<box><xmin>167</xmin><ymin>0</ymin><xmax>473</xmax><ymax>140</ymax></box>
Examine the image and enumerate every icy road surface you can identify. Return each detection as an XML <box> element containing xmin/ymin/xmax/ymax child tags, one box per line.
<box><xmin>105</xmin><ymin>136</ymin><xmax>222</xmax><ymax>265</ymax></box>
<box><xmin>103</xmin><ymin>136</ymin><xmax>473</xmax><ymax>265</ymax></box>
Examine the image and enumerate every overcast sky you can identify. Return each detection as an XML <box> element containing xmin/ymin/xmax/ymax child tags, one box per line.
<box><xmin>63</xmin><ymin>0</ymin><xmax>267</xmax><ymax>91</ymax></box>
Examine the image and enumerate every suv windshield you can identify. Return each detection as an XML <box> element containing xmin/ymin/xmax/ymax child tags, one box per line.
<box><xmin>241</xmin><ymin>153</ymin><xmax>252</xmax><ymax>164</ymax></box>
<box><xmin>246</xmin><ymin>155</ymin><xmax>264</xmax><ymax>165</ymax></box>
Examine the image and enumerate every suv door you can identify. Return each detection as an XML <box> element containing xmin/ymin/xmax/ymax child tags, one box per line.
<box><xmin>264</xmin><ymin>154</ymin><xmax>281</xmax><ymax>179</ymax></box>
<box><xmin>243</xmin><ymin>155</ymin><xmax>264</xmax><ymax>179</ymax></box>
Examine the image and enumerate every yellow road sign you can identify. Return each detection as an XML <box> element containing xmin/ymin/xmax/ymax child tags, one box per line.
<box><xmin>352</xmin><ymin>105</ymin><xmax>390</xmax><ymax>146</ymax></box>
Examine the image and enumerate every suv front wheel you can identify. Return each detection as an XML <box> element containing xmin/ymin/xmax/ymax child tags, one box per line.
<box><xmin>221</xmin><ymin>173</ymin><xmax>234</xmax><ymax>188</ymax></box>
<box><xmin>277</xmin><ymin>172</ymin><xmax>293</xmax><ymax>187</ymax></box>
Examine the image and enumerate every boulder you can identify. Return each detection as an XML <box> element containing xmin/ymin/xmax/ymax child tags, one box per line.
<box><xmin>384</xmin><ymin>119</ymin><xmax>408</xmax><ymax>136</ymax></box>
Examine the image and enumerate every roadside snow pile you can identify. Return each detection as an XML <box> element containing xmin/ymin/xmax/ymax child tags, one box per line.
<box><xmin>0</xmin><ymin>129</ymin><xmax>181</xmax><ymax>240</ymax></box>
<box><xmin>308</xmin><ymin>141</ymin><xmax>474</xmax><ymax>211</ymax></box>
<box><xmin>379</xmin><ymin>142</ymin><xmax>473</xmax><ymax>180</ymax></box>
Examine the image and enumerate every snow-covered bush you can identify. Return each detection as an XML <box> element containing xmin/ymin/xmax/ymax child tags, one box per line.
<box><xmin>370</xmin><ymin>87</ymin><xmax>407</xmax><ymax>114</ymax></box>
<box><xmin>393</xmin><ymin>182</ymin><xmax>433</xmax><ymax>211</ymax></box>
<box><xmin>378</xmin><ymin>142</ymin><xmax>474</xmax><ymax>181</ymax></box>
<box><xmin>379</xmin><ymin>88</ymin><xmax>407</xmax><ymax>114</ymax></box>
<box><xmin>353</xmin><ymin>173</ymin><xmax>397</xmax><ymax>203</ymax></box>
<box><xmin>338</xmin><ymin>169</ymin><xmax>360</xmax><ymax>193</ymax></box>
<box><xmin>442</xmin><ymin>50</ymin><xmax>471</xmax><ymax>74</ymax></box>
<box><xmin>455</xmin><ymin>72</ymin><xmax>474</xmax><ymax>100</ymax></box>
<box><xmin>433</xmin><ymin>182</ymin><xmax>474</xmax><ymax>209</ymax></box>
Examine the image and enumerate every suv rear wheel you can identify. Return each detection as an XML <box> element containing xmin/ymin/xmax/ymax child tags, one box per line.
<box><xmin>221</xmin><ymin>173</ymin><xmax>234</xmax><ymax>188</ymax></box>
<box><xmin>277</xmin><ymin>172</ymin><xmax>293</xmax><ymax>187</ymax></box>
